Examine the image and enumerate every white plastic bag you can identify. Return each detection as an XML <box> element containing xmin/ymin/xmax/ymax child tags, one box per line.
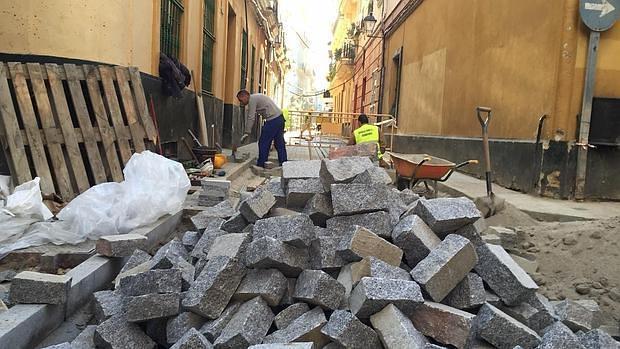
<box><xmin>3</xmin><ymin>177</ymin><xmax>53</xmax><ymax>220</ymax></box>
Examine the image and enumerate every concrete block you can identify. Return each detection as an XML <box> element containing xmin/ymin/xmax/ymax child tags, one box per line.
<box><xmin>303</xmin><ymin>194</ymin><xmax>333</xmax><ymax>227</ymax></box>
<box><xmin>352</xmin><ymin>166</ymin><xmax>393</xmax><ymax>185</ymax></box>
<box><xmin>198</xmin><ymin>201</ymin><xmax>237</xmax><ymax>219</ymax></box>
<box><xmin>201</xmin><ymin>178</ymin><xmax>231</xmax><ymax>197</ymax></box>
<box><xmin>326</xmin><ymin>211</ymin><xmax>392</xmax><ymax>239</ymax></box>
<box><xmin>118</xmin><ymin>269</ymin><xmax>182</xmax><ymax>296</ymax></box>
<box><xmin>167</xmin><ymin>311</ymin><xmax>207</xmax><ymax>344</ymax></box>
<box><xmin>331</xmin><ymin>183</ymin><xmax>390</xmax><ymax>216</ymax></box>
<box><xmin>245</xmin><ymin>237</ymin><xmax>310</xmax><ymax>277</ymax></box>
<box><xmin>370</xmin><ymin>304</ymin><xmax>428</xmax><ymax>349</ymax></box>
<box><xmin>309</xmin><ymin>237</ymin><xmax>346</xmax><ymax>272</ymax></box>
<box><xmin>118</xmin><ymin>249</ymin><xmax>151</xmax><ymax>277</ymax></box>
<box><xmin>410</xmin><ymin>301</ymin><xmax>476</xmax><ymax>349</ymax></box>
<box><xmin>275</xmin><ymin>303</ymin><xmax>311</xmax><ymax>330</ymax></box>
<box><xmin>387</xmin><ymin>188</ymin><xmax>410</xmax><ymax>226</ymax></box>
<box><xmin>162</xmin><ymin>256</ymin><xmax>196</xmax><ymax>291</ymax></box>
<box><xmin>126</xmin><ymin>293</ymin><xmax>181</xmax><ymax>322</ymax></box>
<box><xmin>206</xmin><ymin>233</ymin><xmax>250</xmax><ymax>260</ymax></box>
<box><xmin>577</xmin><ymin>328</ymin><xmax>619</xmax><ymax>349</ymax></box>
<box><xmin>413</xmin><ymin>197</ymin><xmax>481</xmax><ymax>233</ymax></box>
<box><xmin>10</xmin><ymin>271</ymin><xmax>71</xmax><ymax>305</ymax></box>
<box><xmin>71</xmin><ymin>325</ymin><xmax>97</xmax><ymax>348</ymax></box>
<box><xmin>221</xmin><ymin>213</ymin><xmax>248</xmax><ymax>234</ymax></box>
<box><xmin>214</xmin><ymin>297</ymin><xmax>274</xmax><ymax>349</ymax></box>
<box><xmin>199</xmin><ymin>301</ymin><xmax>241</xmax><ymax>342</ymax></box>
<box><xmin>191</xmin><ymin>229</ymin><xmax>228</xmax><ymax>260</ymax></box>
<box><xmin>264</xmin><ymin>307</ymin><xmax>329</xmax><ymax>347</ymax></box>
<box><xmin>182</xmin><ymin>256</ymin><xmax>246</xmax><ymax>319</ymax></box>
<box><xmin>282</xmin><ymin>160</ymin><xmax>322</xmax><ymax>183</ymax></box>
<box><xmin>320</xmin><ymin>310</ymin><xmax>381</xmax><ymax>348</ymax></box>
<box><xmin>239</xmin><ymin>188</ymin><xmax>276</xmax><ymax>223</ymax></box>
<box><xmin>336</xmin><ymin>226</ymin><xmax>403</xmax><ymax>266</ymax></box>
<box><xmin>170</xmin><ymin>328</ymin><xmax>213</xmax><ymax>349</ymax></box>
<box><xmin>350</xmin><ymin>257</ymin><xmax>411</xmax><ymax>286</ymax></box>
<box><xmin>319</xmin><ymin>157</ymin><xmax>374</xmax><ymax>190</ymax></box>
<box><xmin>294</xmin><ymin>270</ymin><xmax>345</xmax><ymax>310</ymax></box>
<box><xmin>182</xmin><ymin>231</ymin><xmax>201</xmax><ymax>250</ymax></box>
<box><xmin>349</xmin><ymin>277</ymin><xmax>424</xmax><ymax>318</ymax></box>
<box><xmin>474</xmin><ymin>243</ymin><xmax>538</xmax><ymax>306</ymax></box>
<box><xmin>287</xmin><ymin>178</ymin><xmax>325</xmax><ymax>208</ymax></box>
<box><xmin>93</xmin><ymin>290</ymin><xmax>122</xmax><ymax>323</ymax></box>
<box><xmin>94</xmin><ymin>314</ymin><xmax>156</xmax><ymax>349</ymax></box>
<box><xmin>392</xmin><ymin>215</ymin><xmax>441</xmax><ymax>267</ymax></box>
<box><xmin>250</xmin><ymin>344</ymin><xmax>314</xmax><ymax>349</ymax></box>
<box><xmin>253</xmin><ymin>215</ymin><xmax>316</xmax><ymax>248</ymax></box>
<box><xmin>265</xmin><ymin>177</ymin><xmax>287</xmax><ymax>207</ymax></box>
<box><xmin>410</xmin><ymin>234</ymin><xmax>478</xmax><ymax>302</ymax></box>
<box><xmin>475</xmin><ymin>303</ymin><xmax>541</xmax><ymax>349</ymax></box>
<box><xmin>536</xmin><ymin>322</ymin><xmax>585</xmax><ymax>349</ymax></box>
<box><xmin>498</xmin><ymin>295</ymin><xmax>558</xmax><ymax>335</ymax></box>
<box><xmin>151</xmin><ymin>239</ymin><xmax>190</xmax><ymax>268</ymax></box>
<box><xmin>554</xmin><ymin>299</ymin><xmax>600</xmax><ymax>332</ymax></box>
<box><xmin>234</xmin><ymin>268</ymin><xmax>288</xmax><ymax>306</ymax></box>
<box><xmin>191</xmin><ymin>214</ymin><xmax>226</xmax><ymax>233</ymax></box>
<box><xmin>443</xmin><ymin>273</ymin><xmax>486</xmax><ymax>310</ymax></box>
<box><xmin>96</xmin><ymin>234</ymin><xmax>148</xmax><ymax>257</ymax></box>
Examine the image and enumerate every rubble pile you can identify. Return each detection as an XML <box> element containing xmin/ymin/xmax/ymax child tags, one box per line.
<box><xmin>10</xmin><ymin>157</ymin><xmax>618</xmax><ymax>348</ymax></box>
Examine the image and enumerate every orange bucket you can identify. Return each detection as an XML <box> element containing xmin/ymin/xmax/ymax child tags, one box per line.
<box><xmin>213</xmin><ymin>154</ymin><xmax>227</xmax><ymax>169</ymax></box>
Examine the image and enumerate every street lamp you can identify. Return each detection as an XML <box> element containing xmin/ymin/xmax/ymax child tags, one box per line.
<box><xmin>362</xmin><ymin>13</ymin><xmax>378</xmax><ymax>36</ymax></box>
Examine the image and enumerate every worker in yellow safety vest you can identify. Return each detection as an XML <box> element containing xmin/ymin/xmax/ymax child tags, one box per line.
<box><xmin>349</xmin><ymin>114</ymin><xmax>383</xmax><ymax>160</ymax></box>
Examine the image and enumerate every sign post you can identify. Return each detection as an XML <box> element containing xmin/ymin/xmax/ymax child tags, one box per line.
<box><xmin>575</xmin><ymin>0</ymin><xmax>619</xmax><ymax>199</ymax></box>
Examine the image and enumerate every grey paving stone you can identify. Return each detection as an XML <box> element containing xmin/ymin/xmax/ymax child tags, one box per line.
<box><xmin>234</xmin><ymin>268</ymin><xmax>288</xmax><ymax>306</ymax></box>
<box><xmin>144</xmin><ymin>318</ymin><xmax>169</xmax><ymax>347</ymax></box>
<box><xmin>337</xmin><ymin>226</ymin><xmax>403</xmax><ymax>266</ymax></box>
<box><xmin>554</xmin><ymin>299</ymin><xmax>601</xmax><ymax>332</ymax></box>
<box><xmin>283</xmin><ymin>160</ymin><xmax>322</xmax><ymax>183</ymax></box>
<box><xmin>398</xmin><ymin>188</ymin><xmax>420</xmax><ymax>206</ymax></box>
<box><xmin>182</xmin><ymin>231</ymin><xmax>201</xmax><ymax>250</ymax></box>
<box><xmin>41</xmin><ymin>342</ymin><xmax>72</xmax><ymax>349</ymax></box>
<box><xmin>410</xmin><ymin>234</ymin><xmax>478</xmax><ymax>302</ymax></box>
<box><xmin>350</xmin><ymin>257</ymin><xmax>412</xmax><ymax>285</ymax></box>
<box><xmin>167</xmin><ymin>311</ymin><xmax>207</xmax><ymax>344</ymax></box>
<box><xmin>9</xmin><ymin>271</ymin><xmax>71</xmax><ymax>305</ymax></box>
<box><xmin>118</xmin><ymin>269</ymin><xmax>182</xmax><ymax>296</ymax></box>
<box><xmin>387</xmin><ymin>188</ymin><xmax>410</xmax><ymax>227</ymax></box>
<box><xmin>524</xmin><ymin>293</ymin><xmax>559</xmax><ymax>334</ymax></box>
<box><xmin>94</xmin><ymin>314</ymin><xmax>156</xmax><ymax>349</ymax></box>
<box><xmin>170</xmin><ymin>328</ymin><xmax>213</xmax><ymax>349</ymax></box>
<box><xmin>326</xmin><ymin>211</ymin><xmax>393</xmax><ymax>239</ymax></box>
<box><xmin>239</xmin><ymin>188</ymin><xmax>276</xmax><ymax>223</ymax></box>
<box><xmin>498</xmin><ymin>301</ymin><xmax>554</xmax><ymax>336</ymax></box>
<box><xmin>245</xmin><ymin>236</ymin><xmax>310</xmax><ymax>277</ymax></box>
<box><xmin>485</xmin><ymin>290</ymin><xmax>502</xmax><ymax>307</ymax></box>
<box><xmin>410</xmin><ymin>301</ymin><xmax>476</xmax><ymax>349</ymax></box>
<box><xmin>214</xmin><ymin>297</ymin><xmax>274</xmax><ymax>349</ymax></box>
<box><xmin>201</xmin><ymin>178</ymin><xmax>231</xmax><ymax>196</ymax></box>
<box><xmin>274</xmin><ymin>303</ymin><xmax>311</xmax><ymax>330</ymax></box>
<box><xmin>125</xmin><ymin>293</ymin><xmax>181</xmax><ymax>322</ymax></box>
<box><xmin>577</xmin><ymin>328</ymin><xmax>620</xmax><ymax>349</ymax></box>
<box><xmin>309</xmin><ymin>236</ymin><xmax>346</xmax><ymax>272</ymax></box>
<box><xmin>96</xmin><ymin>234</ymin><xmax>148</xmax><ymax>257</ymax></box>
<box><xmin>336</xmin><ymin>264</ymin><xmax>355</xmax><ymax>309</ymax></box>
<box><xmin>320</xmin><ymin>310</ymin><xmax>382</xmax><ymax>348</ymax></box>
<box><xmin>249</xmin><ymin>344</ymin><xmax>315</xmax><ymax>349</ymax></box>
<box><xmin>370</xmin><ymin>304</ymin><xmax>428</xmax><ymax>349</ymax></box>
<box><xmin>199</xmin><ymin>301</ymin><xmax>242</xmax><ymax>342</ymax></box>
<box><xmin>71</xmin><ymin>325</ymin><xmax>97</xmax><ymax>349</ymax></box>
<box><xmin>287</xmin><ymin>178</ymin><xmax>326</xmax><ymax>208</ymax></box>
<box><xmin>454</xmin><ymin>219</ymin><xmax>486</xmax><ymax>246</ymax></box>
<box><xmin>264</xmin><ymin>307</ymin><xmax>329</xmax><ymax>347</ymax></box>
<box><xmin>93</xmin><ymin>290</ymin><xmax>122</xmax><ymax>323</ymax></box>
<box><xmin>303</xmin><ymin>193</ymin><xmax>333</xmax><ymax>227</ymax></box>
<box><xmin>413</xmin><ymin>197</ymin><xmax>481</xmax><ymax>233</ymax></box>
<box><xmin>392</xmin><ymin>215</ymin><xmax>441</xmax><ymax>267</ymax></box>
<box><xmin>162</xmin><ymin>257</ymin><xmax>196</xmax><ymax>292</ymax></box>
<box><xmin>349</xmin><ymin>277</ymin><xmax>424</xmax><ymax>318</ymax></box>
<box><xmin>474</xmin><ymin>243</ymin><xmax>538</xmax><ymax>306</ymax></box>
<box><xmin>206</xmin><ymin>233</ymin><xmax>250</xmax><ymax>260</ymax></box>
<box><xmin>151</xmin><ymin>239</ymin><xmax>190</xmax><ymax>268</ymax></box>
<box><xmin>221</xmin><ymin>213</ymin><xmax>248</xmax><ymax>234</ymax></box>
<box><xmin>182</xmin><ymin>256</ymin><xmax>246</xmax><ymax>319</ymax></box>
<box><xmin>280</xmin><ymin>278</ymin><xmax>298</xmax><ymax>306</ymax></box>
<box><xmin>352</xmin><ymin>166</ymin><xmax>393</xmax><ymax>185</ymax></box>
<box><xmin>294</xmin><ymin>270</ymin><xmax>345</xmax><ymax>310</ymax></box>
<box><xmin>191</xmin><ymin>229</ymin><xmax>228</xmax><ymax>260</ymax></box>
<box><xmin>537</xmin><ymin>321</ymin><xmax>585</xmax><ymax>349</ymax></box>
<box><xmin>443</xmin><ymin>272</ymin><xmax>486</xmax><ymax>310</ymax></box>
<box><xmin>253</xmin><ymin>214</ymin><xmax>316</xmax><ymax>248</ymax></box>
<box><xmin>331</xmin><ymin>183</ymin><xmax>391</xmax><ymax>216</ymax></box>
<box><xmin>319</xmin><ymin>156</ymin><xmax>375</xmax><ymax>191</ymax></box>
<box><xmin>475</xmin><ymin>303</ymin><xmax>541</xmax><ymax>349</ymax></box>
<box><xmin>191</xmin><ymin>215</ymin><xmax>226</xmax><ymax>233</ymax></box>
<box><xmin>265</xmin><ymin>177</ymin><xmax>287</xmax><ymax>207</ymax></box>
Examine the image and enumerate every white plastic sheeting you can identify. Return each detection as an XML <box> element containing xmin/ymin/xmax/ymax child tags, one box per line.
<box><xmin>0</xmin><ymin>151</ymin><xmax>190</xmax><ymax>258</ymax></box>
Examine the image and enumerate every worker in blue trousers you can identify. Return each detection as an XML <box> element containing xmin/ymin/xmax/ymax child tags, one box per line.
<box><xmin>237</xmin><ymin>90</ymin><xmax>288</xmax><ymax>168</ymax></box>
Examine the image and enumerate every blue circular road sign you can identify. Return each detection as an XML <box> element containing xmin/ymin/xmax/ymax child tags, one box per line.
<box><xmin>580</xmin><ymin>0</ymin><xmax>620</xmax><ymax>31</ymax></box>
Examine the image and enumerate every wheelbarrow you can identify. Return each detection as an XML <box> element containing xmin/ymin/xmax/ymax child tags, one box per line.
<box><xmin>388</xmin><ymin>152</ymin><xmax>478</xmax><ymax>197</ymax></box>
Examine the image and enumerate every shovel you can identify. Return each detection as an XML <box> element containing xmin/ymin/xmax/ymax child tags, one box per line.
<box><xmin>474</xmin><ymin>107</ymin><xmax>505</xmax><ymax>218</ymax></box>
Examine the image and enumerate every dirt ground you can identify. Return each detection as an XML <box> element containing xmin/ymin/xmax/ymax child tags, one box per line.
<box><xmin>487</xmin><ymin>204</ymin><xmax>620</xmax><ymax>324</ymax></box>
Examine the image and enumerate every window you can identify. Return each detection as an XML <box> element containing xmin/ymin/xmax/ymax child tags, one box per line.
<box><xmin>202</xmin><ymin>0</ymin><xmax>215</xmax><ymax>93</ymax></box>
<box><xmin>258</xmin><ymin>58</ymin><xmax>264</xmax><ymax>93</ymax></box>
<box><xmin>240</xmin><ymin>30</ymin><xmax>248</xmax><ymax>89</ymax></box>
<box><xmin>250</xmin><ymin>46</ymin><xmax>256</xmax><ymax>93</ymax></box>
<box><xmin>160</xmin><ymin>0</ymin><xmax>184</xmax><ymax>59</ymax></box>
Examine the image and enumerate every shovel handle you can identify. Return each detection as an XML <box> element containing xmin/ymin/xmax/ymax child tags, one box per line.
<box><xmin>476</xmin><ymin>107</ymin><xmax>492</xmax><ymax>127</ymax></box>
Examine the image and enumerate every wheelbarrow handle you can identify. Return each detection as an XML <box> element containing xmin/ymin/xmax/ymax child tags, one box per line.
<box><xmin>476</xmin><ymin>107</ymin><xmax>492</xmax><ymax>127</ymax></box>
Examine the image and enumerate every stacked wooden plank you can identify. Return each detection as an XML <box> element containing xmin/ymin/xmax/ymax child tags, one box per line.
<box><xmin>0</xmin><ymin>62</ymin><xmax>158</xmax><ymax>200</ymax></box>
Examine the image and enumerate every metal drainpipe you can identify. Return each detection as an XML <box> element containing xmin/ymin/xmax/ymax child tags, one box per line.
<box><xmin>377</xmin><ymin>2</ymin><xmax>387</xmax><ymax>114</ymax></box>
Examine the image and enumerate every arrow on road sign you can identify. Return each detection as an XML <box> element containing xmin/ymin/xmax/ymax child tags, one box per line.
<box><xmin>585</xmin><ymin>0</ymin><xmax>616</xmax><ymax>17</ymax></box>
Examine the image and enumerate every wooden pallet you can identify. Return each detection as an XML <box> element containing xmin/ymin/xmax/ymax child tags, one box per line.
<box><xmin>0</xmin><ymin>62</ymin><xmax>158</xmax><ymax>200</ymax></box>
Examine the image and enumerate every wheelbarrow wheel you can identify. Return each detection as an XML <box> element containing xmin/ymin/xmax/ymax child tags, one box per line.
<box><xmin>396</xmin><ymin>176</ymin><xmax>410</xmax><ymax>191</ymax></box>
